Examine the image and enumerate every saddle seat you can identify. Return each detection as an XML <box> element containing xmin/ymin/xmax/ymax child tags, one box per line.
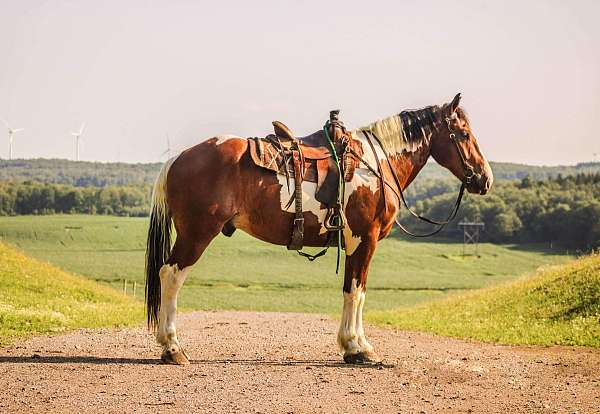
<box><xmin>271</xmin><ymin>120</ymin><xmax>332</xmax><ymax>159</ymax></box>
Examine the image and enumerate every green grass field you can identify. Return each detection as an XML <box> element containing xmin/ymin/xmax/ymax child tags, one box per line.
<box><xmin>0</xmin><ymin>242</ymin><xmax>142</xmax><ymax>344</ymax></box>
<box><xmin>0</xmin><ymin>215</ymin><xmax>571</xmax><ymax>314</ymax></box>
<box><xmin>369</xmin><ymin>254</ymin><xmax>600</xmax><ymax>347</ymax></box>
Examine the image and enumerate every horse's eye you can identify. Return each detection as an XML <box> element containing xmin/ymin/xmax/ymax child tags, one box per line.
<box><xmin>462</xmin><ymin>131</ymin><xmax>470</xmax><ymax>139</ymax></box>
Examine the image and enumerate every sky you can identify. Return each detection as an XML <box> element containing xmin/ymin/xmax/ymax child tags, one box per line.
<box><xmin>0</xmin><ymin>0</ymin><xmax>599</xmax><ymax>165</ymax></box>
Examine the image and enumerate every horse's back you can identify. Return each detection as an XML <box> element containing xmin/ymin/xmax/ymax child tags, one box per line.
<box><xmin>181</xmin><ymin>135</ymin><xmax>247</xmax><ymax>164</ymax></box>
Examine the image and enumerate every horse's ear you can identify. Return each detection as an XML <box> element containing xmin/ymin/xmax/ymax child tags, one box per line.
<box><xmin>450</xmin><ymin>93</ymin><xmax>461</xmax><ymax>113</ymax></box>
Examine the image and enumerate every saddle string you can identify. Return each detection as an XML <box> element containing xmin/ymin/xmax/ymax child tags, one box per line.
<box><xmin>267</xmin><ymin>134</ymin><xmax>293</xmax><ymax>194</ymax></box>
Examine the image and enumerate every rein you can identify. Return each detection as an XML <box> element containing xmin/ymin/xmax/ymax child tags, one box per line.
<box><xmin>359</xmin><ymin>117</ymin><xmax>474</xmax><ymax>238</ymax></box>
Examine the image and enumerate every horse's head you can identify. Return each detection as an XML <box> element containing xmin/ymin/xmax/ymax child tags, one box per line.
<box><xmin>430</xmin><ymin>93</ymin><xmax>493</xmax><ymax>195</ymax></box>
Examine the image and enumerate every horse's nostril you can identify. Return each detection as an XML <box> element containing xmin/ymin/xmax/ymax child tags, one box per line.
<box><xmin>478</xmin><ymin>175</ymin><xmax>492</xmax><ymax>194</ymax></box>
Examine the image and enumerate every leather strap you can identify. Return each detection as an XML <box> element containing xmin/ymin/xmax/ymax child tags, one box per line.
<box><xmin>287</xmin><ymin>149</ymin><xmax>304</xmax><ymax>250</ymax></box>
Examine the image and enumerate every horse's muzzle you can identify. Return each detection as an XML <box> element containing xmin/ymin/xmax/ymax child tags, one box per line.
<box><xmin>467</xmin><ymin>173</ymin><xmax>493</xmax><ymax>195</ymax></box>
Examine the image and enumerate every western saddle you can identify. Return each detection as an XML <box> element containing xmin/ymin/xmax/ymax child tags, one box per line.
<box><xmin>247</xmin><ymin>110</ymin><xmax>363</xmax><ymax>254</ymax></box>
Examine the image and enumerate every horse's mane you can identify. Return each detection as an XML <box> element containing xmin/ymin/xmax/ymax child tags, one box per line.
<box><xmin>354</xmin><ymin>105</ymin><xmax>445</xmax><ymax>155</ymax></box>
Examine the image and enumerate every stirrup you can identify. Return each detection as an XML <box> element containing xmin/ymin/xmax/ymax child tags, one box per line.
<box><xmin>324</xmin><ymin>206</ymin><xmax>346</xmax><ymax>231</ymax></box>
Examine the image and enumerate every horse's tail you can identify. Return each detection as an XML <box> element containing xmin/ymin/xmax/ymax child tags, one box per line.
<box><xmin>145</xmin><ymin>157</ymin><xmax>176</xmax><ymax>330</ymax></box>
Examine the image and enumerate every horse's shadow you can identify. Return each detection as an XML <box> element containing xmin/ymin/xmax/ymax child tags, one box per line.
<box><xmin>0</xmin><ymin>355</ymin><xmax>394</xmax><ymax>369</ymax></box>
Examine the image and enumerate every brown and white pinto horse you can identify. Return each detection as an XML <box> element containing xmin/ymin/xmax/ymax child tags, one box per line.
<box><xmin>145</xmin><ymin>93</ymin><xmax>493</xmax><ymax>365</ymax></box>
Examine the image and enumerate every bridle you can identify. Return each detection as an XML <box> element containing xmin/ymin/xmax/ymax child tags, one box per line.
<box><xmin>446</xmin><ymin>115</ymin><xmax>476</xmax><ymax>186</ymax></box>
<box><xmin>358</xmin><ymin>113</ymin><xmax>479</xmax><ymax>237</ymax></box>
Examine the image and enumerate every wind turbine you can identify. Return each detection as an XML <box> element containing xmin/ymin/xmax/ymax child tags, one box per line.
<box><xmin>2</xmin><ymin>119</ymin><xmax>24</xmax><ymax>160</ymax></box>
<box><xmin>71</xmin><ymin>122</ymin><xmax>86</xmax><ymax>161</ymax></box>
<box><xmin>161</xmin><ymin>133</ymin><xmax>172</xmax><ymax>159</ymax></box>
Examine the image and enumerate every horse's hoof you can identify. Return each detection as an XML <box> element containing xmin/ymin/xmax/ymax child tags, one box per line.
<box><xmin>343</xmin><ymin>351</ymin><xmax>382</xmax><ymax>365</ymax></box>
<box><xmin>161</xmin><ymin>346</ymin><xmax>190</xmax><ymax>365</ymax></box>
<box><xmin>343</xmin><ymin>352</ymin><xmax>361</xmax><ymax>364</ymax></box>
<box><xmin>362</xmin><ymin>351</ymin><xmax>383</xmax><ymax>364</ymax></box>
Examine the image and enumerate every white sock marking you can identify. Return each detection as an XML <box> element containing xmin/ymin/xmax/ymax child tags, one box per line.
<box><xmin>337</xmin><ymin>279</ymin><xmax>362</xmax><ymax>355</ymax></box>
<box><xmin>355</xmin><ymin>289</ymin><xmax>373</xmax><ymax>353</ymax></box>
<box><xmin>157</xmin><ymin>264</ymin><xmax>190</xmax><ymax>347</ymax></box>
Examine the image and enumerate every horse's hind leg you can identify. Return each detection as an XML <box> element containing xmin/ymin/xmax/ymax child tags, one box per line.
<box><xmin>156</xmin><ymin>222</ymin><xmax>221</xmax><ymax>365</ymax></box>
<box><xmin>156</xmin><ymin>260</ymin><xmax>191</xmax><ymax>364</ymax></box>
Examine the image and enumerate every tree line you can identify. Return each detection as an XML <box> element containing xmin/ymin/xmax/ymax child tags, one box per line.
<box><xmin>0</xmin><ymin>182</ymin><xmax>151</xmax><ymax>216</ymax></box>
<box><xmin>399</xmin><ymin>173</ymin><xmax>600</xmax><ymax>250</ymax></box>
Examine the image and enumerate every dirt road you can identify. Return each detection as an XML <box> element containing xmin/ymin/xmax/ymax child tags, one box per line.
<box><xmin>1</xmin><ymin>311</ymin><xmax>598</xmax><ymax>413</ymax></box>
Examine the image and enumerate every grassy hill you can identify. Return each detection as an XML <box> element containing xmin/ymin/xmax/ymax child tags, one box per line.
<box><xmin>369</xmin><ymin>254</ymin><xmax>600</xmax><ymax>347</ymax></box>
<box><xmin>1</xmin><ymin>158</ymin><xmax>599</xmax><ymax>187</ymax></box>
<box><xmin>0</xmin><ymin>242</ymin><xmax>142</xmax><ymax>344</ymax></box>
<box><xmin>0</xmin><ymin>215</ymin><xmax>570</xmax><ymax>314</ymax></box>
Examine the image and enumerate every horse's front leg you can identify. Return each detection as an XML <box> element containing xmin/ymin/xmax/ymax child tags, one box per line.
<box><xmin>355</xmin><ymin>281</ymin><xmax>375</xmax><ymax>357</ymax></box>
<box><xmin>337</xmin><ymin>237</ymin><xmax>380</xmax><ymax>364</ymax></box>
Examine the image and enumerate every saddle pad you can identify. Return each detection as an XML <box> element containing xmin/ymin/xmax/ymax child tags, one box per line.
<box><xmin>248</xmin><ymin>137</ymin><xmax>317</xmax><ymax>182</ymax></box>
